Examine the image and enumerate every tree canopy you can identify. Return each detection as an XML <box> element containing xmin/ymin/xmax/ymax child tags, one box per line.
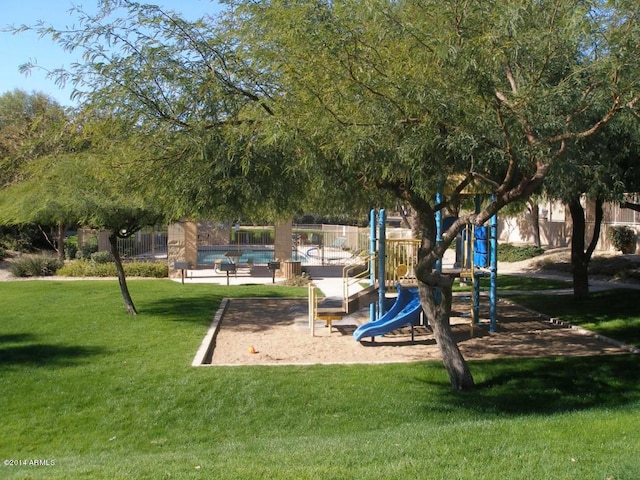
<box><xmin>0</xmin><ymin>89</ymin><xmax>68</xmax><ymax>186</ymax></box>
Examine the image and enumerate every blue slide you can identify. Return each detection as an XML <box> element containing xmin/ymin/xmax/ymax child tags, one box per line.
<box><xmin>353</xmin><ymin>286</ymin><xmax>422</xmax><ymax>341</ymax></box>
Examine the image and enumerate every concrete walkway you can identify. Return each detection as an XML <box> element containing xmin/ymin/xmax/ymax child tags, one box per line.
<box><xmin>170</xmin><ymin>264</ymin><xmax>351</xmax><ymax>300</ymax></box>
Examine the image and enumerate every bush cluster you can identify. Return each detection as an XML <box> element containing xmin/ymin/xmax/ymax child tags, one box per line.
<box><xmin>607</xmin><ymin>226</ymin><xmax>637</xmax><ymax>254</ymax></box>
<box><xmin>9</xmin><ymin>254</ymin><xmax>63</xmax><ymax>277</ymax></box>
<box><xmin>497</xmin><ymin>243</ymin><xmax>545</xmax><ymax>263</ymax></box>
<box><xmin>56</xmin><ymin>260</ymin><xmax>168</xmax><ymax>278</ymax></box>
<box><xmin>90</xmin><ymin>251</ymin><xmax>113</xmax><ymax>263</ymax></box>
<box><xmin>64</xmin><ymin>234</ymin><xmax>101</xmax><ymax>260</ymax></box>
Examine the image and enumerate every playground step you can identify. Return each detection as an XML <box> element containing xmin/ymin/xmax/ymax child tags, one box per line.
<box><xmin>343</xmin><ymin>284</ymin><xmax>378</xmax><ymax>314</ymax></box>
<box><xmin>316</xmin><ymin>306</ymin><xmax>347</xmax><ymax>329</ymax></box>
<box><xmin>317</xmin><ymin>306</ymin><xmax>345</xmax><ymax>316</ymax></box>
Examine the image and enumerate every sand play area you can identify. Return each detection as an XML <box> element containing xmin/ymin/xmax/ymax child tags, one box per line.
<box><xmin>200</xmin><ymin>295</ymin><xmax>633</xmax><ymax>366</ymax></box>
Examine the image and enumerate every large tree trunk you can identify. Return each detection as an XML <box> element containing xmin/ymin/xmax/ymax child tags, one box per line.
<box><xmin>568</xmin><ymin>197</ymin><xmax>603</xmax><ymax>300</ymax></box>
<box><xmin>418</xmin><ymin>273</ymin><xmax>475</xmax><ymax>390</ymax></box>
<box><xmin>409</xmin><ymin>200</ymin><xmax>475</xmax><ymax>390</ymax></box>
<box><xmin>108</xmin><ymin>233</ymin><xmax>138</xmax><ymax>315</ymax></box>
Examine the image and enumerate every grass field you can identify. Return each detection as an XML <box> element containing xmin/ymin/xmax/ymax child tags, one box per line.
<box><xmin>509</xmin><ymin>289</ymin><xmax>640</xmax><ymax>348</ymax></box>
<box><xmin>1</xmin><ymin>279</ymin><xmax>639</xmax><ymax>479</ymax></box>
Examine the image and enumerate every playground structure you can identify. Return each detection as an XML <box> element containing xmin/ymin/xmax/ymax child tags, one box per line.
<box><xmin>308</xmin><ymin>201</ymin><xmax>499</xmax><ymax>340</ymax></box>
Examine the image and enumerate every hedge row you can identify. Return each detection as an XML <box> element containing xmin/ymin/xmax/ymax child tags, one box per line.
<box><xmin>56</xmin><ymin>260</ymin><xmax>168</xmax><ymax>278</ymax></box>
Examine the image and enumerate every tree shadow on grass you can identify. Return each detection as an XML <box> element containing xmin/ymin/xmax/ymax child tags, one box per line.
<box><xmin>139</xmin><ymin>292</ymin><xmax>307</xmax><ymax>326</ymax></box>
<box><xmin>138</xmin><ymin>294</ymin><xmax>224</xmax><ymax>326</ymax></box>
<box><xmin>0</xmin><ymin>338</ymin><xmax>106</xmax><ymax>368</ymax></box>
<box><xmin>0</xmin><ymin>333</ymin><xmax>38</xmax><ymax>344</ymax></box>
<box><xmin>436</xmin><ymin>355</ymin><xmax>640</xmax><ymax>415</ymax></box>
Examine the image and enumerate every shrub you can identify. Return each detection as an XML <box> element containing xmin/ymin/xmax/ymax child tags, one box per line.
<box><xmin>55</xmin><ymin>261</ymin><xmax>94</xmax><ymax>277</ymax></box>
<box><xmin>56</xmin><ymin>260</ymin><xmax>168</xmax><ymax>278</ymax></box>
<box><xmin>608</xmin><ymin>226</ymin><xmax>637</xmax><ymax>254</ymax></box>
<box><xmin>280</xmin><ymin>272</ymin><xmax>312</xmax><ymax>286</ymax></box>
<box><xmin>9</xmin><ymin>254</ymin><xmax>62</xmax><ymax>277</ymax></box>
<box><xmin>497</xmin><ymin>243</ymin><xmax>545</xmax><ymax>263</ymax></box>
<box><xmin>76</xmin><ymin>245</ymin><xmax>98</xmax><ymax>260</ymax></box>
<box><xmin>74</xmin><ymin>235</ymin><xmax>99</xmax><ymax>260</ymax></box>
<box><xmin>90</xmin><ymin>251</ymin><xmax>113</xmax><ymax>264</ymax></box>
<box><xmin>123</xmin><ymin>261</ymin><xmax>168</xmax><ymax>278</ymax></box>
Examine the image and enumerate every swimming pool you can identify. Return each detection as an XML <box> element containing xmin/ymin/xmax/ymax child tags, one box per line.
<box><xmin>197</xmin><ymin>247</ymin><xmax>276</xmax><ymax>265</ymax></box>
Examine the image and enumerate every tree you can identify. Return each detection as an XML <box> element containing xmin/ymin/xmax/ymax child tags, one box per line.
<box><xmin>0</xmin><ymin>89</ymin><xmax>68</xmax><ymax>184</ymax></box>
<box><xmin>20</xmin><ymin>0</ymin><xmax>640</xmax><ymax>388</ymax></box>
<box><xmin>543</xmin><ymin>103</ymin><xmax>640</xmax><ymax>299</ymax></box>
<box><xmin>616</xmin><ymin>116</ymin><xmax>640</xmax><ymax>215</ymax></box>
<box><xmin>0</xmin><ymin>89</ymin><xmax>70</xmax><ymax>259</ymax></box>
<box><xmin>0</xmin><ymin>150</ymin><xmax>166</xmax><ymax>315</ymax></box>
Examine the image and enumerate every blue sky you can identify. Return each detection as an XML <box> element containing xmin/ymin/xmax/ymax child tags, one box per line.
<box><xmin>0</xmin><ymin>0</ymin><xmax>223</xmax><ymax>106</ymax></box>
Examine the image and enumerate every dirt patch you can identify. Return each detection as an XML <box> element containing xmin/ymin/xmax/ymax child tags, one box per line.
<box><xmin>206</xmin><ymin>296</ymin><xmax>632</xmax><ymax>366</ymax></box>
<box><xmin>0</xmin><ymin>259</ymin><xmax>13</xmax><ymax>281</ymax></box>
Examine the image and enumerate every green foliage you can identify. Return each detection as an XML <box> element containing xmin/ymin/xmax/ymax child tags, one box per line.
<box><xmin>64</xmin><ymin>234</ymin><xmax>78</xmax><ymax>260</ymax></box>
<box><xmin>75</xmin><ymin>235</ymin><xmax>99</xmax><ymax>259</ymax></box>
<box><xmin>56</xmin><ymin>260</ymin><xmax>168</xmax><ymax>278</ymax></box>
<box><xmin>231</xmin><ymin>228</ymin><xmax>275</xmax><ymax>245</ymax></box>
<box><xmin>497</xmin><ymin>244</ymin><xmax>545</xmax><ymax>263</ymax></box>
<box><xmin>89</xmin><ymin>250</ymin><xmax>113</xmax><ymax>264</ymax></box>
<box><xmin>608</xmin><ymin>226</ymin><xmax>637</xmax><ymax>254</ymax></box>
<box><xmin>123</xmin><ymin>261</ymin><xmax>168</xmax><ymax>278</ymax></box>
<box><xmin>12</xmin><ymin>0</ymin><xmax>640</xmax><ymax>241</ymax></box>
<box><xmin>0</xmin><ymin>89</ymin><xmax>68</xmax><ymax>187</ymax></box>
<box><xmin>0</xmin><ymin>224</ymin><xmax>44</xmax><ymax>252</ymax></box>
<box><xmin>9</xmin><ymin>253</ymin><xmax>62</xmax><ymax>277</ymax></box>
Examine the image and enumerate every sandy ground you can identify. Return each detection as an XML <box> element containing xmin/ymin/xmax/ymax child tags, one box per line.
<box><xmin>205</xmin><ymin>295</ymin><xmax>633</xmax><ymax>366</ymax></box>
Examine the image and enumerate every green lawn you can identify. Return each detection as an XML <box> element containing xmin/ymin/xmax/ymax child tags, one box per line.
<box><xmin>453</xmin><ymin>273</ymin><xmax>572</xmax><ymax>292</ymax></box>
<box><xmin>1</xmin><ymin>280</ymin><xmax>639</xmax><ymax>479</ymax></box>
<box><xmin>509</xmin><ymin>289</ymin><xmax>640</xmax><ymax>348</ymax></box>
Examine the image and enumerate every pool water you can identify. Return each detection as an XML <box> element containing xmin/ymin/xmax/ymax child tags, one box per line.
<box><xmin>198</xmin><ymin>248</ymin><xmax>276</xmax><ymax>265</ymax></box>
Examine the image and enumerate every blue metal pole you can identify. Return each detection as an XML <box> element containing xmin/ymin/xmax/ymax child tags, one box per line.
<box><xmin>378</xmin><ymin>209</ymin><xmax>387</xmax><ymax>318</ymax></box>
<box><xmin>435</xmin><ymin>192</ymin><xmax>443</xmax><ymax>307</ymax></box>
<box><xmin>490</xmin><ymin>196</ymin><xmax>498</xmax><ymax>332</ymax></box>
<box><xmin>435</xmin><ymin>192</ymin><xmax>443</xmax><ymax>274</ymax></box>
<box><xmin>473</xmin><ymin>195</ymin><xmax>481</xmax><ymax>324</ymax></box>
<box><xmin>369</xmin><ymin>209</ymin><xmax>376</xmax><ymax>324</ymax></box>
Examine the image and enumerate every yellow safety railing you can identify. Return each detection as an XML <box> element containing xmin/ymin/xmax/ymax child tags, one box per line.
<box><xmin>385</xmin><ymin>239</ymin><xmax>421</xmax><ymax>288</ymax></box>
<box><xmin>342</xmin><ymin>253</ymin><xmax>377</xmax><ymax>303</ymax></box>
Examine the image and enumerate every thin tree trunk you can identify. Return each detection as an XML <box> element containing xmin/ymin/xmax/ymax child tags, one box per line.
<box><xmin>529</xmin><ymin>200</ymin><xmax>541</xmax><ymax>248</ymax></box>
<box><xmin>569</xmin><ymin>199</ymin><xmax>589</xmax><ymax>298</ymax></box>
<box><xmin>109</xmin><ymin>233</ymin><xmax>138</xmax><ymax>315</ymax></box>
<box><xmin>568</xmin><ymin>197</ymin><xmax>603</xmax><ymax>300</ymax></box>
<box><xmin>57</xmin><ymin>223</ymin><xmax>65</xmax><ymax>263</ymax></box>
